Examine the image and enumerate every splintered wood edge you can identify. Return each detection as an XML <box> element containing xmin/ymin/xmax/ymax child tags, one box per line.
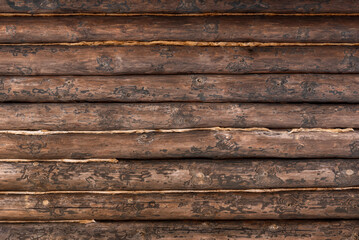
<box><xmin>1</xmin><ymin>187</ymin><xmax>359</xmax><ymax>194</ymax></box>
<box><xmin>0</xmin><ymin>128</ymin><xmax>353</xmax><ymax>135</ymax></box>
<box><xmin>3</xmin><ymin>41</ymin><xmax>359</xmax><ymax>47</ymax></box>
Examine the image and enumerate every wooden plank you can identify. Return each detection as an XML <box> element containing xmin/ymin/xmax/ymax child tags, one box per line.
<box><xmin>0</xmin><ymin>159</ymin><xmax>358</xmax><ymax>191</ymax></box>
<box><xmin>1</xmin><ymin>129</ymin><xmax>359</xmax><ymax>159</ymax></box>
<box><xmin>0</xmin><ymin>190</ymin><xmax>358</xmax><ymax>220</ymax></box>
<box><xmin>0</xmin><ymin>0</ymin><xmax>358</xmax><ymax>14</ymax></box>
<box><xmin>2</xmin><ymin>45</ymin><xmax>359</xmax><ymax>75</ymax></box>
<box><xmin>1</xmin><ymin>220</ymin><xmax>358</xmax><ymax>239</ymax></box>
<box><xmin>3</xmin><ymin>16</ymin><xmax>359</xmax><ymax>43</ymax></box>
<box><xmin>2</xmin><ymin>103</ymin><xmax>359</xmax><ymax>130</ymax></box>
<box><xmin>1</xmin><ymin>74</ymin><xmax>359</xmax><ymax>103</ymax></box>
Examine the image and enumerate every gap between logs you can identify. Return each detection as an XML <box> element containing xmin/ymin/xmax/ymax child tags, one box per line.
<box><xmin>1</xmin><ymin>187</ymin><xmax>359</xmax><ymax>194</ymax></box>
<box><xmin>3</xmin><ymin>41</ymin><xmax>359</xmax><ymax>47</ymax></box>
<box><xmin>0</xmin><ymin>159</ymin><xmax>119</xmax><ymax>163</ymax></box>
<box><xmin>3</xmin><ymin>13</ymin><xmax>359</xmax><ymax>17</ymax></box>
<box><xmin>0</xmin><ymin>128</ymin><xmax>353</xmax><ymax>135</ymax></box>
<box><xmin>0</xmin><ymin>220</ymin><xmax>95</xmax><ymax>223</ymax></box>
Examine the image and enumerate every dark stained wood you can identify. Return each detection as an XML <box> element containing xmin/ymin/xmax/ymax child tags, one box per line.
<box><xmin>0</xmin><ymin>190</ymin><xmax>359</xmax><ymax>220</ymax></box>
<box><xmin>4</xmin><ymin>16</ymin><xmax>359</xmax><ymax>43</ymax></box>
<box><xmin>2</xmin><ymin>129</ymin><xmax>359</xmax><ymax>159</ymax></box>
<box><xmin>2</xmin><ymin>103</ymin><xmax>359</xmax><ymax>130</ymax></box>
<box><xmin>0</xmin><ymin>0</ymin><xmax>358</xmax><ymax>14</ymax></box>
<box><xmin>2</xmin><ymin>45</ymin><xmax>359</xmax><ymax>75</ymax></box>
<box><xmin>1</xmin><ymin>74</ymin><xmax>359</xmax><ymax>103</ymax></box>
<box><xmin>0</xmin><ymin>159</ymin><xmax>358</xmax><ymax>191</ymax></box>
<box><xmin>1</xmin><ymin>220</ymin><xmax>358</xmax><ymax>240</ymax></box>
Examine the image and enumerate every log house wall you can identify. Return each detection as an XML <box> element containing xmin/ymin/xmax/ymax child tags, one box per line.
<box><xmin>0</xmin><ymin>0</ymin><xmax>359</xmax><ymax>239</ymax></box>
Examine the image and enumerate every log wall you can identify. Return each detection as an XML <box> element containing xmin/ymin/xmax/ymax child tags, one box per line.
<box><xmin>0</xmin><ymin>1</ymin><xmax>358</xmax><ymax>239</ymax></box>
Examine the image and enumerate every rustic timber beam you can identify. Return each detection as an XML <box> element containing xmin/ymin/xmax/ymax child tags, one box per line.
<box><xmin>2</xmin><ymin>45</ymin><xmax>359</xmax><ymax>75</ymax></box>
<box><xmin>1</xmin><ymin>220</ymin><xmax>358</xmax><ymax>239</ymax></box>
<box><xmin>0</xmin><ymin>190</ymin><xmax>359</xmax><ymax>220</ymax></box>
<box><xmin>0</xmin><ymin>74</ymin><xmax>358</xmax><ymax>103</ymax></box>
<box><xmin>3</xmin><ymin>16</ymin><xmax>359</xmax><ymax>43</ymax></box>
<box><xmin>0</xmin><ymin>129</ymin><xmax>358</xmax><ymax>158</ymax></box>
<box><xmin>1</xmin><ymin>103</ymin><xmax>359</xmax><ymax>130</ymax></box>
<box><xmin>0</xmin><ymin>159</ymin><xmax>357</xmax><ymax>191</ymax></box>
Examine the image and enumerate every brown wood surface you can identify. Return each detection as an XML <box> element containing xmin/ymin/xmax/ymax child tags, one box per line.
<box><xmin>0</xmin><ymin>159</ymin><xmax>358</xmax><ymax>191</ymax></box>
<box><xmin>1</xmin><ymin>129</ymin><xmax>359</xmax><ymax>159</ymax></box>
<box><xmin>0</xmin><ymin>0</ymin><xmax>358</xmax><ymax>13</ymax></box>
<box><xmin>1</xmin><ymin>74</ymin><xmax>359</xmax><ymax>103</ymax></box>
<box><xmin>1</xmin><ymin>220</ymin><xmax>358</xmax><ymax>240</ymax></box>
<box><xmin>3</xmin><ymin>16</ymin><xmax>359</xmax><ymax>43</ymax></box>
<box><xmin>2</xmin><ymin>103</ymin><xmax>359</xmax><ymax>130</ymax></box>
<box><xmin>1</xmin><ymin>190</ymin><xmax>359</xmax><ymax>220</ymax></box>
<box><xmin>2</xmin><ymin>45</ymin><xmax>359</xmax><ymax>75</ymax></box>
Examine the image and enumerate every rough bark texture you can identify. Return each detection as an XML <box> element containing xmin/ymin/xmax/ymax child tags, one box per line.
<box><xmin>0</xmin><ymin>159</ymin><xmax>358</xmax><ymax>191</ymax></box>
<box><xmin>1</xmin><ymin>220</ymin><xmax>358</xmax><ymax>240</ymax></box>
<box><xmin>1</xmin><ymin>74</ymin><xmax>359</xmax><ymax>103</ymax></box>
<box><xmin>3</xmin><ymin>45</ymin><xmax>359</xmax><ymax>75</ymax></box>
<box><xmin>2</xmin><ymin>103</ymin><xmax>359</xmax><ymax>130</ymax></box>
<box><xmin>1</xmin><ymin>190</ymin><xmax>359</xmax><ymax>220</ymax></box>
<box><xmin>3</xmin><ymin>16</ymin><xmax>359</xmax><ymax>43</ymax></box>
<box><xmin>1</xmin><ymin>130</ymin><xmax>359</xmax><ymax>159</ymax></box>
<box><xmin>0</xmin><ymin>0</ymin><xmax>358</xmax><ymax>13</ymax></box>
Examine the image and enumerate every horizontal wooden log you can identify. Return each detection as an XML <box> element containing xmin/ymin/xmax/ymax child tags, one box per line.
<box><xmin>2</xmin><ymin>103</ymin><xmax>359</xmax><ymax>130</ymax></box>
<box><xmin>1</xmin><ymin>74</ymin><xmax>359</xmax><ymax>103</ymax></box>
<box><xmin>1</xmin><ymin>129</ymin><xmax>359</xmax><ymax>159</ymax></box>
<box><xmin>0</xmin><ymin>0</ymin><xmax>358</xmax><ymax>14</ymax></box>
<box><xmin>2</xmin><ymin>45</ymin><xmax>359</xmax><ymax>75</ymax></box>
<box><xmin>1</xmin><ymin>159</ymin><xmax>358</xmax><ymax>191</ymax></box>
<box><xmin>0</xmin><ymin>190</ymin><xmax>359</xmax><ymax>220</ymax></box>
<box><xmin>1</xmin><ymin>220</ymin><xmax>358</xmax><ymax>239</ymax></box>
<box><xmin>4</xmin><ymin>16</ymin><xmax>359</xmax><ymax>43</ymax></box>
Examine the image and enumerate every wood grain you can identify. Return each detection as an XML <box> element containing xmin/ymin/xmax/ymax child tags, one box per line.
<box><xmin>2</xmin><ymin>103</ymin><xmax>359</xmax><ymax>130</ymax></box>
<box><xmin>2</xmin><ymin>45</ymin><xmax>359</xmax><ymax>75</ymax></box>
<box><xmin>0</xmin><ymin>0</ymin><xmax>358</xmax><ymax>14</ymax></box>
<box><xmin>1</xmin><ymin>129</ymin><xmax>359</xmax><ymax>159</ymax></box>
<box><xmin>0</xmin><ymin>159</ymin><xmax>358</xmax><ymax>191</ymax></box>
<box><xmin>3</xmin><ymin>16</ymin><xmax>359</xmax><ymax>43</ymax></box>
<box><xmin>1</xmin><ymin>74</ymin><xmax>359</xmax><ymax>103</ymax></box>
<box><xmin>1</xmin><ymin>220</ymin><xmax>358</xmax><ymax>240</ymax></box>
<box><xmin>1</xmin><ymin>190</ymin><xmax>359</xmax><ymax>220</ymax></box>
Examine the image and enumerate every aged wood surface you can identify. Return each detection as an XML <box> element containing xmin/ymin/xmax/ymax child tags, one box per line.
<box><xmin>0</xmin><ymin>159</ymin><xmax>358</xmax><ymax>191</ymax></box>
<box><xmin>0</xmin><ymin>0</ymin><xmax>358</xmax><ymax>14</ymax></box>
<box><xmin>1</xmin><ymin>190</ymin><xmax>359</xmax><ymax>220</ymax></box>
<box><xmin>3</xmin><ymin>45</ymin><xmax>359</xmax><ymax>75</ymax></box>
<box><xmin>1</xmin><ymin>129</ymin><xmax>359</xmax><ymax>159</ymax></box>
<box><xmin>1</xmin><ymin>74</ymin><xmax>359</xmax><ymax>103</ymax></box>
<box><xmin>1</xmin><ymin>220</ymin><xmax>358</xmax><ymax>240</ymax></box>
<box><xmin>2</xmin><ymin>103</ymin><xmax>359</xmax><ymax>130</ymax></box>
<box><xmin>4</xmin><ymin>16</ymin><xmax>359</xmax><ymax>43</ymax></box>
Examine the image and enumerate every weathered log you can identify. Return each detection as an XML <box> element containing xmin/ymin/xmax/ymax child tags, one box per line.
<box><xmin>0</xmin><ymin>190</ymin><xmax>358</xmax><ymax>220</ymax></box>
<box><xmin>2</xmin><ymin>45</ymin><xmax>359</xmax><ymax>75</ymax></box>
<box><xmin>0</xmin><ymin>0</ymin><xmax>358</xmax><ymax>14</ymax></box>
<box><xmin>2</xmin><ymin>103</ymin><xmax>359</xmax><ymax>130</ymax></box>
<box><xmin>1</xmin><ymin>74</ymin><xmax>359</xmax><ymax>103</ymax></box>
<box><xmin>3</xmin><ymin>16</ymin><xmax>359</xmax><ymax>43</ymax></box>
<box><xmin>1</xmin><ymin>220</ymin><xmax>358</xmax><ymax>240</ymax></box>
<box><xmin>0</xmin><ymin>159</ymin><xmax>358</xmax><ymax>191</ymax></box>
<box><xmin>0</xmin><ymin>129</ymin><xmax>359</xmax><ymax>159</ymax></box>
